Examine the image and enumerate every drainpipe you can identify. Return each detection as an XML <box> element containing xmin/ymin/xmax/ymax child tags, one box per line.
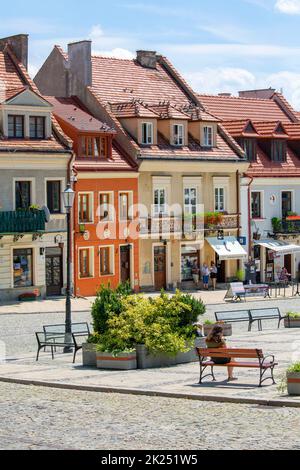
<box><xmin>71</xmin><ymin>163</ymin><xmax>78</xmax><ymax>298</ymax></box>
<box><xmin>236</xmin><ymin>170</ymin><xmax>241</xmax><ymax>270</ymax></box>
<box><xmin>247</xmin><ymin>176</ymin><xmax>254</xmax><ymax>258</ymax></box>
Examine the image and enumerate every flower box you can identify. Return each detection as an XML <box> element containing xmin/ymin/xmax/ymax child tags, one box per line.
<box><xmin>203</xmin><ymin>323</ymin><xmax>232</xmax><ymax>337</ymax></box>
<box><xmin>287</xmin><ymin>372</ymin><xmax>300</xmax><ymax>396</ymax></box>
<box><xmin>18</xmin><ymin>290</ymin><xmax>40</xmax><ymax>302</ymax></box>
<box><xmin>96</xmin><ymin>350</ymin><xmax>137</xmax><ymax>370</ymax></box>
<box><xmin>135</xmin><ymin>340</ymin><xmax>205</xmax><ymax>369</ymax></box>
<box><xmin>284</xmin><ymin>317</ymin><xmax>300</xmax><ymax>328</ymax></box>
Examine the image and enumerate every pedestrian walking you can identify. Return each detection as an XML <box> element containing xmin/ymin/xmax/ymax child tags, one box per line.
<box><xmin>202</xmin><ymin>263</ymin><xmax>210</xmax><ymax>290</ymax></box>
<box><xmin>210</xmin><ymin>262</ymin><xmax>218</xmax><ymax>290</ymax></box>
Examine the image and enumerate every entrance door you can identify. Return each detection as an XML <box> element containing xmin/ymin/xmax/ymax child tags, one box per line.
<box><xmin>284</xmin><ymin>254</ymin><xmax>292</xmax><ymax>278</ymax></box>
<box><xmin>46</xmin><ymin>247</ymin><xmax>63</xmax><ymax>297</ymax></box>
<box><xmin>120</xmin><ymin>245</ymin><xmax>131</xmax><ymax>284</ymax></box>
<box><xmin>216</xmin><ymin>255</ymin><xmax>226</xmax><ymax>283</ymax></box>
<box><xmin>154</xmin><ymin>246</ymin><xmax>167</xmax><ymax>290</ymax></box>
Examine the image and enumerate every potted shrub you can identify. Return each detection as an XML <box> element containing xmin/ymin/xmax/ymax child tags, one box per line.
<box><xmin>272</xmin><ymin>217</ymin><xmax>282</xmax><ymax>233</ymax></box>
<box><xmin>203</xmin><ymin>320</ymin><xmax>232</xmax><ymax>337</ymax></box>
<box><xmin>284</xmin><ymin>312</ymin><xmax>300</xmax><ymax>328</ymax></box>
<box><xmin>287</xmin><ymin>363</ymin><xmax>300</xmax><ymax>396</ymax></box>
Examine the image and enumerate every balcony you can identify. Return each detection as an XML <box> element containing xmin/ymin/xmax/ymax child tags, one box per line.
<box><xmin>272</xmin><ymin>216</ymin><xmax>300</xmax><ymax>236</ymax></box>
<box><xmin>204</xmin><ymin>213</ymin><xmax>240</xmax><ymax>231</ymax></box>
<box><xmin>139</xmin><ymin>215</ymin><xmax>203</xmax><ymax>239</ymax></box>
<box><xmin>0</xmin><ymin>210</ymin><xmax>46</xmax><ymax>236</ymax></box>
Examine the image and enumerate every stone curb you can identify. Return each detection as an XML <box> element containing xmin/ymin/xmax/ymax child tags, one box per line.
<box><xmin>0</xmin><ymin>376</ymin><xmax>299</xmax><ymax>409</ymax></box>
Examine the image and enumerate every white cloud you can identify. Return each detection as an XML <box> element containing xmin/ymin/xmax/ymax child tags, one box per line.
<box><xmin>266</xmin><ymin>71</ymin><xmax>300</xmax><ymax>108</ymax></box>
<box><xmin>186</xmin><ymin>67</ymin><xmax>257</xmax><ymax>95</ymax></box>
<box><xmin>92</xmin><ymin>48</ymin><xmax>135</xmax><ymax>59</ymax></box>
<box><xmin>275</xmin><ymin>0</ymin><xmax>300</xmax><ymax>14</ymax></box>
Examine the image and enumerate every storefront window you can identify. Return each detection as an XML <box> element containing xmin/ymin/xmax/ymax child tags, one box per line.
<box><xmin>181</xmin><ymin>246</ymin><xmax>199</xmax><ymax>282</ymax></box>
<box><xmin>13</xmin><ymin>249</ymin><xmax>33</xmax><ymax>288</ymax></box>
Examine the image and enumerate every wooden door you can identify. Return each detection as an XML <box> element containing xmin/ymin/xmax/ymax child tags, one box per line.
<box><xmin>120</xmin><ymin>245</ymin><xmax>131</xmax><ymax>284</ymax></box>
<box><xmin>284</xmin><ymin>254</ymin><xmax>292</xmax><ymax>278</ymax></box>
<box><xmin>216</xmin><ymin>255</ymin><xmax>226</xmax><ymax>283</ymax></box>
<box><xmin>46</xmin><ymin>248</ymin><xmax>63</xmax><ymax>296</ymax></box>
<box><xmin>154</xmin><ymin>246</ymin><xmax>166</xmax><ymax>290</ymax></box>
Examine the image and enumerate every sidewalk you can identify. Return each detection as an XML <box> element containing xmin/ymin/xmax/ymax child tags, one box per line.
<box><xmin>1</xmin><ymin>327</ymin><xmax>299</xmax><ymax>408</ymax></box>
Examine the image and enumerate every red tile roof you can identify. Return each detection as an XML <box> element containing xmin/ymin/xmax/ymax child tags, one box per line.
<box><xmin>74</xmin><ymin>141</ymin><xmax>137</xmax><ymax>172</ymax></box>
<box><xmin>253</xmin><ymin>121</ymin><xmax>289</xmax><ymax>138</ymax></box>
<box><xmin>246</xmin><ymin>146</ymin><xmax>300</xmax><ymax>177</ymax></box>
<box><xmin>0</xmin><ymin>45</ymin><xmax>71</xmax><ymax>153</ymax></box>
<box><xmin>198</xmin><ymin>93</ymin><xmax>294</xmax><ymax>123</ymax></box>
<box><xmin>91</xmin><ymin>55</ymin><xmax>193</xmax><ymax>107</ymax></box>
<box><xmin>222</xmin><ymin>120</ymin><xmax>259</xmax><ymax>137</ymax></box>
<box><xmin>47</xmin><ymin>96</ymin><xmax>116</xmax><ymax>133</ymax></box>
<box><xmin>109</xmin><ymin>101</ymin><xmax>158</xmax><ymax>119</ymax></box>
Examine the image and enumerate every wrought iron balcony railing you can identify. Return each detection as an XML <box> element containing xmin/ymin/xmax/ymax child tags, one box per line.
<box><xmin>0</xmin><ymin>210</ymin><xmax>46</xmax><ymax>235</ymax></box>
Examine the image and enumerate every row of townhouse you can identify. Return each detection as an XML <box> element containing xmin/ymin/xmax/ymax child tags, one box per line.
<box><xmin>1</xmin><ymin>34</ymin><xmax>300</xmax><ymax>300</ymax></box>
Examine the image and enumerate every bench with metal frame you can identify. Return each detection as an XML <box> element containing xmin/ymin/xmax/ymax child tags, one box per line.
<box><xmin>248</xmin><ymin>308</ymin><xmax>285</xmax><ymax>331</ymax></box>
<box><xmin>215</xmin><ymin>310</ymin><xmax>251</xmax><ymax>329</ymax></box>
<box><xmin>36</xmin><ymin>322</ymin><xmax>91</xmax><ymax>363</ymax></box>
<box><xmin>196</xmin><ymin>347</ymin><xmax>278</xmax><ymax>387</ymax></box>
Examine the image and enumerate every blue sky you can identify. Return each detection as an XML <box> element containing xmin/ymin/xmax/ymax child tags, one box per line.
<box><xmin>1</xmin><ymin>0</ymin><xmax>300</xmax><ymax>107</ymax></box>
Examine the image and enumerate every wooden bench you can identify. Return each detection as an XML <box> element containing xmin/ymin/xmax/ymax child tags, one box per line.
<box><xmin>249</xmin><ymin>308</ymin><xmax>285</xmax><ymax>331</ymax></box>
<box><xmin>196</xmin><ymin>347</ymin><xmax>278</xmax><ymax>387</ymax></box>
<box><xmin>36</xmin><ymin>322</ymin><xmax>91</xmax><ymax>363</ymax></box>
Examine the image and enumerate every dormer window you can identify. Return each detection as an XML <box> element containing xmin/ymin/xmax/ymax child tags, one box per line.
<box><xmin>173</xmin><ymin>124</ymin><xmax>184</xmax><ymax>146</ymax></box>
<box><xmin>81</xmin><ymin>136</ymin><xmax>109</xmax><ymax>158</ymax></box>
<box><xmin>272</xmin><ymin>140</ymin><xmax>286</xmax><ymax>162</ymax></box>
<box><xmin>30</xmin><ymin>116</ymin><xmax>45</xmax><ymax>139</ymax></box>
<box><xmin>203</xmin><ymin>126</ymin><xmax>213</xmax><ymax>147</ymax></box>
<box><xmin>243</xmin><ymin>138</ymin><xmax>257</xmax><ymax>162</ymax></box>
<box><xmin>142</xmin><ymin>122</ymin><xmax>153</xmax><ymax>145</ymax></box>
<box><xmin>8</xmin><ymin>115</ymin><xmax>24</xmax><ymax>139</ymax></box>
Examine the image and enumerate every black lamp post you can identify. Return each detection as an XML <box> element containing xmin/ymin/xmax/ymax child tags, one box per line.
<box><xmin>62</xmin><ymin>184</ymin><xmax>75</xmax><ymax>353</ymax></box>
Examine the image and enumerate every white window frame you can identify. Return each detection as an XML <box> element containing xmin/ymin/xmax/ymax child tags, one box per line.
<box><xmin>78</xmin><ymin>192</ymin><xmax>94</xmax><ymax>225</ymax></box>
<box><xmin>98</xmin><ymin>191</ymin><xmax>115</xmax><ymax>223</ymax></box>
<box><xmin>214</xmin><ymin>187</ymin><xmax>226</xmax><ymax>212</ymax></box>
<box><xmin>44</xmin><ymin>177</ymin><xmax>66</xmax><ymax>216</ymax></box>
<box><xmin>251</xmin><ymin>190</ymin><xmax>264</xmax><ymax>219</ymax></box>
<box><xmin>78</xmin><ymin>246</ymin><xmax>94</xmax><ymax>279</ymax></box>
<box><xmin>141</xmin><ymin>122</ymin><xmax>153</xmax><ymax>145</ymax></box>
<box><xmin>173</xmin><ymin>124</ymin><xmax>184</xmax><ymax>146</ymax></box>
<box><xmin>99</xmin><ymin>245</ymin><xmax>115</xmax><ymax>277</ymax></box>
<box><xmin>281</xmin><ymin>190</ymin><xmax>295</xmax><ymax>219</ymax></box>
<box><xmin>118</xmin><ymin>191</ymin><xmax>134</xmax><ymax>222</ymax></box>
<box><xmin>203</xmin><ymin>126</ymin><xmax>213</xmax><ymax>147</ymax></box>
<box><xmin>13</xmin><ymin>177</ymin><xmax>36</xmax><ymax>211</ymax></box>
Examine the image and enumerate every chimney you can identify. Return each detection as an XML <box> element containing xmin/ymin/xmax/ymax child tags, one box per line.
<box><xmin>239</xmin><ymin>88</ymin><xmax>275</xmax><ymax>99</ymax></box>
<box><xmin>0</xmin><ymin>34</ymin><xmax>28</xmax><ymax>69</ymax></box>
<box><xmin>136</xmin><ymin>50</ymin><xmax>157</xmax><ymax>69</ymax></box>
<box><xmin>68</xmin><ymin>40</ymin><xmax>92</xmax><ymax>93</ymax></box>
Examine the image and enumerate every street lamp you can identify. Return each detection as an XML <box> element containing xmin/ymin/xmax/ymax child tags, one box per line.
<box><xmin>62</xmin><ymin>184</ymin><xmax>75</xmax><ymax>353</ymax></box>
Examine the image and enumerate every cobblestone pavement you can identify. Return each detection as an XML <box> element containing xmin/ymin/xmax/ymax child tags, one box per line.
<box><xmin>0</xmin><ymin>381</ymin><xmax>300</xmax><ymax>450</ymax></box>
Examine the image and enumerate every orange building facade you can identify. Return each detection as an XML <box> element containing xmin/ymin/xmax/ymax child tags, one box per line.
<box><xmin>48</xmin><ymin>97</ymin><xmax>140</xmax><ymax>297</ymax></box>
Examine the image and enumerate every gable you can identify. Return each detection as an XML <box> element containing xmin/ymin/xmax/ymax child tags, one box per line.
<box><xmin>244</xmin><ymin>121</ymin><xmax>257</xmax><ymax>134</ymax></box>
<box><xmin>275</xmin><ymin>122</ymin><xmax>286</xmax><ymax>135</ymax></box>
<box><xmin>5</xmin><ymin>88</ymin><xmax>52</xmax><ymax>108</ymax></box>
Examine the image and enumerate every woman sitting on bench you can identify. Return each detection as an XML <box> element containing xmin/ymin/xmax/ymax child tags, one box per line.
<box><xmin>206</xmin><ymin>325</ymin><xmax>237</xmax><ymax>382</ymax></box>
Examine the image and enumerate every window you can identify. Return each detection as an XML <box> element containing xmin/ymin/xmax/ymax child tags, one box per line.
<box><xmin>81</xmin><ymin>136</ymin><xmax>109</xmax><ymax>158</ymax></box>
<box><xmin>15</xmin><ymin>181</ymin><xmax>31</xmax><ymax>210</ymax></box>
<box><xmin>173</xmin><ymin>124</ymin><xmax>184</xmax><ymax>146</ymax></box>
<box><xmin>29</xmin><ymin>116</ymin><xmax>45</xmax><ymax>139</ymax></box>
<box><xmin>100</xmin><ymin>246</ymin><xmax>114</xmax><ymax>276</ymax></box>
<box><xmin>141</xmin><ymin>123</ymin><xmax>153</xmax><ymax>145</ymax></box>
<box><xmin>215</xmin><ymin>187</ymin><xmax>225</xmax><ymax>212</ymax></box>
<box><xmin>272</xmin><ymin>140</ymin><xmax>286</xmax><ymax>162</ymax></box>
<box><xmin>8</xmin><ymin>115</ymin><xmax>24</xmax><ymax>138</ymax></box>
<box><xmin>47</xmin><ymin>181</ymin><xmax>61</xmax><ymax>214</ymax></box>
<box><xmin>79</xmin><ymin>194</ymin><xmax>93</xmax><ymax>223</ymax></box>
<box><xmin>154</xmin><ymin>189</ymin><xmax>166</xmax><ymax>215</ymax></box>
<box><xmin>282</xmin><ymin>191</ymin><xmax>292</xmax><ymax>218</ymax></box>
<box><xmin>243</xmin><ymin>138</ymin><xmax>257</xmax><ymax>162</ymax></box>
<box><xmin>99</xmin><ymin>193</ymin><xmax>113</xmax><ymax>221</ymax></box>
<box><xmin>79</xmin><ymin>248</ymin><xmax>93</xmax><ymax>278</ymax></box>
<box><xmin>13</xmin><ymin>249</ymin><xmax>33</xmax><ymax>288</ymax></box>
<box><xmin>203</xmin><ymin>126</ymin><xmax>213</xmax><ymax>147</ymax></box>
<box><xmin>251</xmin><ymin>192</ymin><xmax>262</xmax><ymax>219</ymax></box>
<box><xmin>119</xmin><ymin>193</ymin><xmax>130</xmax><ymax>221</ymax></box>
<box><xmin>184</xmin><ymin>187</ymin><xmax>197</xmax><ymax>215</ymax></box>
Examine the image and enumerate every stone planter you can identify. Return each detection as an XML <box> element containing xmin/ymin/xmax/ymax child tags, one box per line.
<box><xmin>284</xmin><ymin>317</ymin><xmax>300</xmax><ymax>328</ymax></box>
<box><xmin>203</xmin><ymin>323</ymin><xmax>232</xmax><ymax>337</ymax></box>
<box><xmin>82</xmin><ymin>343</ymin><xmax>97</xmax><ymax>367</ymax></box>
<box><xmin>136</xmin><ymin>339</ymin><xmax>206</xmax><ymax>369</ymax></box>
<box><xmin>287</xmin><ymin>372</ymin><xmax>300</xmax><ymax>396</ymax></box>
<box><xmin>96</xmin><ymin>351</ymin><xmax>137</xmax><ymax>370</ymax></box>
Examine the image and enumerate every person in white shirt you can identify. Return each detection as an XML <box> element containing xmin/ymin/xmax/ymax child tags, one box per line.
<box><xmin>202</xmin><ymin>263</ymin><xmax>210</xmax><ymax>290</ymax></box>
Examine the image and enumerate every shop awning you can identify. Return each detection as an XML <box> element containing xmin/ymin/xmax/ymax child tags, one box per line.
<box><xmin>206</xmin><ymin>237</ymin><xmax>248</xmax><ymax>261</ymax></box>
<box><xmin>254</xmin><ymin>239</ymin><xmax>300</xmax><ymax>254</ymax></box>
